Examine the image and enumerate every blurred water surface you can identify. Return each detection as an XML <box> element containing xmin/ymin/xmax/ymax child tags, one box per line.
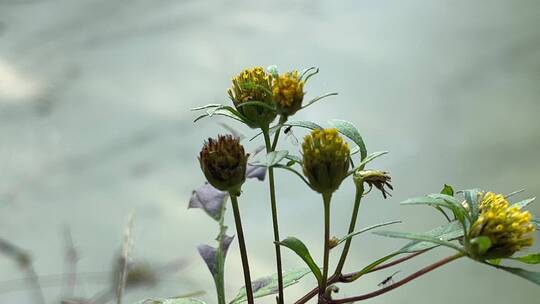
<box><xmin>1</xmin><ymin>0</ymin><xmax>539</xmax><ymax>303</ymax></box>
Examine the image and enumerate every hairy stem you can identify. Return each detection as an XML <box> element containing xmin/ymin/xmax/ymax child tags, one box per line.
<box><xmin>331</xmin><ymin>253</ymin><xmax>465</xmax><ymax>303</ymax></box>
<box><xmin>334</xmin><ymin>183</ymin><xmax>364</xmax><ymax>276</ymax></box>
<box><xmin>320</xmin><ymin>192</ymin><xmax>333</xmax><ymax>301</ymax></box>
<box><xmin>229</xmin><ymin>194</ymin><xmax>254</xmax><ymax>304</ymax></box>
<box><xmin>263</xmin><ymin>129</ymin><xmax>285</xmax><ymax>304</ymax></box>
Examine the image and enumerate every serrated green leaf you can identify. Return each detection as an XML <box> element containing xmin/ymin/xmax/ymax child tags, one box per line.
<box><xmin>137</xmin><ymin>298</ymin><xmax>206</xmax><ymax>304</ymax></box>
<box><xmin>328</xmin><ymin>119</ymin><xmax>367</xmax><ymax>161</ymax></box>
<box><xmin>513</xmin><ymin>197</ymin><xmax>536</xmax><ymax>209</ymax></box>
<box><xmin>373</xmin><ymin>230</ymin><xmax>465</xmax><ymax>253</ymax></box>
<box><xmin>266</xmin><ymin>150</ymin><xmax>288</xmax><ymax>167</ymax></box>
<box><xmin>399</xmin><ymin>221</ymin><xmax>464</xmax><ymax>253</ymax></box>
<box><xmin>337</xmin><ymin>220</ymin><xmax>401</xmax><ymax>246</ymax></box>
<box><xmin>278</xmin><ymin>237</ymin><xmax>322</xmax><ymax>283</ymax></box>
<box><xmin>229</xmin><ymin>267</ymin><xmax>311</xmax><ymax>304</ymax></box>
<box><xmin>440</xmin><ymin>184</ymin><xmax>454</xmax><ymax>196</ymax></box>
<box><xmin>509</xmin><ymin>253</ymin><xmax>540</xmax><ymax>264</ymax></box>
<box><xmin>488</xmin><ymin>264</ymin><xmax>540</xmax><ymax>286</ymax></box>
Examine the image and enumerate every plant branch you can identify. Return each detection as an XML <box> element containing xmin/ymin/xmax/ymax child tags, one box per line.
<box><xmin>230</xmin><ymin>194</ymin><xmax>254</xmax><ymax>304</ymax></box>
<box><xmin>331</xmin><ymin>253</ymin><xmax>464</xmax><ymax>303</ymax></box>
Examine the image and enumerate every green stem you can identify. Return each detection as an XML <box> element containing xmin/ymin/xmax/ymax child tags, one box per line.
<box><xmin>262</xmin><ymin>128</ymin><xmax>285</xmax><ymax>304</ymax></box>
<box><xmin>271</xmin><ymin>115</ymin><xmax>288</xmax><ymax>151</ymax></box>
<box><xmin>229</xmin><ymin>194</ymin><xmax>254</xmax><ymax>304</ymax></box>
<box><xmin>320</xmin><ymin>192</ymin><xmax>332</xmax><ymax>300</ymax></box>
<box><xmin>333</xmin><ymin>182</ymin><xmax>364</xmax><ymax>276</ymax></box>
<box><xmin>213</xmin><ymin>202</ymin><xmax>228</xmax><ymax>304</ymax></box>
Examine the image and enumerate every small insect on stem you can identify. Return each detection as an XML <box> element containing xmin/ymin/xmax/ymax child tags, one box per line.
<box><xmin>378</xmin><ymin>271</ymin><xmax>400</xmax><ymax>287</ymax></box>
<box><xmin>284</xmin><ymin>126</ymin><xmax>299</xmax><ymax>146</ymax></box>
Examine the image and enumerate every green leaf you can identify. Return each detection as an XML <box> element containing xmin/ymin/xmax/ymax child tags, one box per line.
<box><xmin>440</xmin><ymin>184</ymin><xmax>454</xmax><ymax>196</ymax></box>
<box><xmin>509</xmin><ymin>253</ymin><xmax>540</xmax><ymax>264</ymax></box>
<box><xmin>513</xmin><ymin>197</ymin><xmax>536</xmax><ymax>209</ymax></box>
<box><xmin>301</xmin><ymin>92</ymin><xmax>338</xmax><ymax>109</ymax></box>
<box><xmin>284</xmin><ymin>154</ymin><xmax>302</xmax><ymax>165</ymax></box>
<box><xmin>488</xmin><ymin>259</ymin><xmax>501</xmax><ymax>266</ymax></box>
<box><xmin>266</xmin><ymin>150</ymin><xmax>289</xmax><ymax>167</ymax></box>
<box><xmin>348</xmin><ymin>253</ymin><xmax>401</xmax><ymax>281</ymax></box>
<box><xmin>284</xmin><ymin>120</ymin><xmax>322</xmax><ymax>130</ymax></box>
<box><xmin>234</xmin><ymin>100</ymin><xmax>277</xmax><ymax>112</ymax></box>
<box><xmin>505</xmin><ymin>189</ymin><xmax>525</xmax><ymax>199</ymax></box>
<box><xmin>488</xmin><ymin>264</ymin><xmax>540</xmax><ymax>286</ymax></box>
<box><xmin>337</xmin><ymin>220</ymin><xmax>401</xmax><ymax>246</ymax></box>
<box><xmin>399</xmin><ymin>220</ymin><xmax>464</xmax><ymax>253</ymax></box>
<box><xmin>137</xmin><ymin>298</ymin><xmax>206</xmax><ymax>304</ymax></box>
<box><xmin>470</xmin><ymin>236</ymin><xmax>492</xmax><ymax>256</ymax></box>
<box><xmin>463</xmin><ymin>189</ymin><xmax>481</xmax><ymax>220</ymax></box>
<box><xmin>532</xmin><ymin>218</ymin><xmax>540</xmax><ymax>230</ymax></box>
<box><xmin>328</xmin><ymin>119</ymin><xmax>367</xmax><ymax>161</ymax></box>
<box><xmin>402</xmin><ymin>194</ymin><xmax>469</xmax><ymax>226</ymax></box>
<box><xmin>229</xmin><ymin>267</ymin><xmax>311</xmax><ymax>304</ymax></box>
<box><xmin>355</xmin><ymin>151</ymin><xmax>388</xmax><ymax>167</ymax></box>
<box><xmin>278</xmin><ymin>237</ymin><xmax>322</xmax><ymax>283</ymax></box>
<box><xmin>191</xmin><ymin>104</ymin><xmax>221</xmax><ymax>111</ymax></box>
<box><xmin>373</xmin><ymin>230</ymin><xmax>465</xmax><ymax>253</ymax></box>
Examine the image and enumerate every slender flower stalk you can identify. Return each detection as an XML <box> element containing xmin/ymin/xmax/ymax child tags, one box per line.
<box><xmin>333</xmin><ymin>182</ymin><xmax>364</xmax><ymax>276</ymax></box>
<box><xmin>320</xmin><ymin>192</ymin><xmax>333</xmax><ymax>301</ymax></box>
<box><xmin>229</xmin><ymin>194</ymin><xmax>254</xmax><ymax>304</ymax></box>
<box><xmin>262</xmin><ymin>128</ymin><xmax>285</xmax><ymax>304</ymax></box>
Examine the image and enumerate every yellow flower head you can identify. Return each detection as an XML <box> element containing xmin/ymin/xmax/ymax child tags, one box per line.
<box><xmin>302</xmin><ymin>128</ymin><xmax>350</xmax><ymax>194</ymax></box>
<box><xmin>228</xmin><ymin>67</ymin><xmax>277</xmax><ymax>128</ymax></box>
<box><xmin>468</xmin><ymin>192</ymin><xmax>535</xmax><ymax>259</ymax></box>
<box><xmin>272</xmin><ymin>71</ymin><xmax>304</xmax><ymax>116</ymax></box>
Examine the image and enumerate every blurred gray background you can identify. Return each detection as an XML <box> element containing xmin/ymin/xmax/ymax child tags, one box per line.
<box><xmin>1</xmin><ymin>0</ymin><xmax>539</xmax><ymax>303</ymax></box>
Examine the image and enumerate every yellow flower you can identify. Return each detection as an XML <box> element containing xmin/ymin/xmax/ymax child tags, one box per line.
<box><xmin>228</xmin><ymin>67</ymin><xmax>277</xmax><ymax>128</ymax></box>
<box><xmin>199</xmin><ymin>135</ymin><xmax>249</xmax><ymax>195</ymax></box>
<box><xmin>272</xmin><ymin>71</ymin><xmax>304</xmax><ymax>116</ymax></box>
<box><xmin>468</xmin><ymin>192</ymin><xmax>535</xmax><ymax>259</ymax></box>
<box><xmin>302</xmin><ymin>128</ymin><xmax>350</xmax><ymax>194</ymax></box>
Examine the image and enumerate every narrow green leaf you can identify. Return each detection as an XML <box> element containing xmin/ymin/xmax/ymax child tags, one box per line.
<box><xmin>284</xmin><ymin>120</ymin><xmax>323</xmax><ymax>130</ymax></box>
<box><xmin>229</xmin><ymin>268</ymin><xmax>311</xmax><ymax>304</ymax></box>
<box><xmin>509</xmin><ymin>253</ymin><xmax>540</xmax><ymax>264</ymax></box>
<box><xmin>402</xmin><ymin>194</ymin><xmax>469</xmax><ymax>226</ymax></box>
<box><xmin>349</xmin><ymin>253</ymin><xmax>401</xmax><ymax>281</ymax></box>
<box><xmin>266</xmin><ymin>150</ymin><xmax>288</xmax><ymax>167</ymax></box>
<box><xmin>137</xmin><ymin>298</ymin><xmax>206</xmax><ymax>304</ymax></box>
<box><xmin>513</xmin><ymin>197</ymin><xmax>536</xmax><ymax>209</ymax></box>
<box><xmin>399</xmin><ymin>221</ymin><xmax>464</xmax><ymax>253</ymax></box>
<box><xmin>235</xmin><ymin>100</ymin><xmax>277</xmax><ymax>112</ymax></box>
<box><xmin>532</xmin><ymin>219</ymin><xmax>540</xmax><ymax>230</ymax></box>
<box><xmin>463</xmin><ymin>189</ymin><xmax>481</xmax><ymax>220</ymax></box>
<box><xmin>191</xmin><ymin>104</ymin><xmax>221</xmax><ymax>111</ymax></box>
<box><xmin>505</xmin><ymin>189</ymin><xmax>525</xmax><ymax>199</ymax></box>
<box><xmin>488</xmin><ymin>264</ymin><xmax>540</xmax><ymax>286</ymax></box>
<box><xmin>355</xmin><ymin>151</ymin><xmax>388</xmax><ymax>167</ymax></box>
<box><xmin>278</xmin><ymin>237</ymin><xmax>322</xmax><ymax>283</ymax></box>
<box><xmin>373</xmin><ymin>230</ymin><xmax>465</xmax><ymax>253</ymax></box>
<box><xmin>301</xmin><ymin>92</ymin><xmax>338</xmax><ymax>109</ymax></box>
<box><xmin>284</xmin><ymin>154</ymin><xmax>302</xmax><ymax>165</ymax></box>
<box><xmin>337</xmin><ymin>220</ymin><xmax>401</xmax><ymax>246</ymax></box>
<box><xmin>440</xmin><ymin>184</ymin><xmax>454</xmax><ymax>196</ymax></box>
<box><xmin>328</xmin><ymin>119</ymin><xmax>367</xmax><ymax>161</ymax></box>
<box><xmin>488</xmin><ymin>259</ymin><xmax>501</xmax><ymax>266</ymax></box>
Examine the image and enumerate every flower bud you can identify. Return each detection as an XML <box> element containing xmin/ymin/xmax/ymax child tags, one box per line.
<box><xmin>353</xmin><ymin>170</ymin><xmax>393</xmax><ymax>198</ymax></box>
<box><xmin>272</xmin><ymin>71</ymin><xmax>304</xmax><ymax>116</ymax></box>
<box><xmin>199</xmin><ymin>135</ymin><xmax>249</xmax><ymax>195</ymax></box>
<box><xmin>228</xmin><ymin>67</ymin><xmax>277</xmax><ymax>128</ymax></box>
<box><xmin>302</xmin><ymin>128</ymin><xmax>350</xmax><ymax>194</ymax></box>
<box><xmin>468</xmin><ymin>192</ymin><xmax>535</xmax><ymax>259</ymax></box>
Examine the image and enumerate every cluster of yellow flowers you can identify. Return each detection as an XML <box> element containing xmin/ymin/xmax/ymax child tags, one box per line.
<box><xmin>272</xmin><ymin>71</ymin><xmax>304</xmax><ymax>116</ymax></box>
<box><xmin>302</xmin><ymin>128</ymin><xmax>350</xmax><ymax>194</ymax></box>
<box><xmin>469</xmin><ymin>192</ymin><xmax>535</xmax><ymax>259</ymax></box>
